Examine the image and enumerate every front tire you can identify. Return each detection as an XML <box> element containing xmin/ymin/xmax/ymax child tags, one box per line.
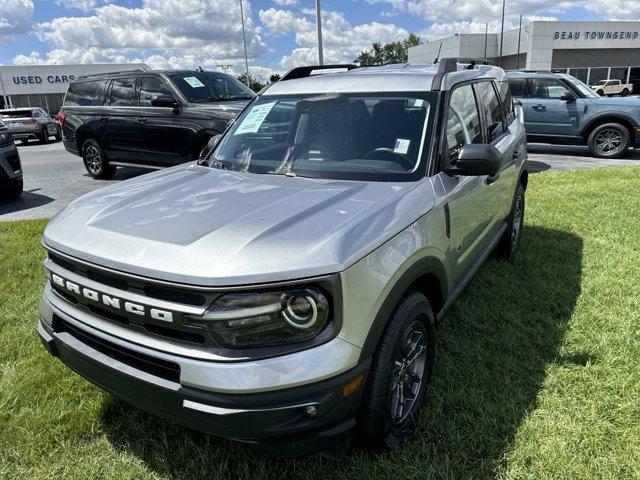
<box><xmin>497</xmin><ymin>182</ymin><xmax>525</xmax><ymax>258</ymax></box>
<box><xmin>587</xmin><ymin>123</ymin><xmax>630</xmax><ymax>159</ymax></box>
<box><xmin>82</xmin><ymin>138</ymin><xmax>116</xmax><ymax>179</ymax></box>
<box><xmin>39</xmin><ymin>128</ymin><xmax>49</xmax><ymax>144</ymax></box>
<box><xmin>597</xmin><ymin>89</ymin><xmax>604</xmax><ymax>96</ymax></box>
<box><xmin>357</xmin><ymin>291</ymin><xmax>436</xmax><ymax>450</ymax></box>
<box><xmin>55</xmin><ymin>128</ymin><xmax>62</xmax><ymax>141</ymax></box>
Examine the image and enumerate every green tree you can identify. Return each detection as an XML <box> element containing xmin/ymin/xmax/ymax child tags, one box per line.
<box><xmin>237</xmin><ymin>73</ymin><xmax>265</xmax><ymax>93</ymax></box>
<box><xmin>269</xmin><ymin>73</ymin><xmax>281</xmax><ymax>83</ymax></box>
<box><xmin>354</xmin><ymin>33</ymin><xmax>423</xmax><ymax>66</ymax></box>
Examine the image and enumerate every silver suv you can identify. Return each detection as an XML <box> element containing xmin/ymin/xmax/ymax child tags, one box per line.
<box><xmin>38</xmin><ymin>58</ymin><xmax>528</xmax><ymax>457</ymax></box>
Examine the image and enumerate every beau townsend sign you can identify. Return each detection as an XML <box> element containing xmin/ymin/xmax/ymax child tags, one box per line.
<box><xmin>554</xmin><ymin>30</ymin><xmax>640</xmax><ymax>40</ymax></box>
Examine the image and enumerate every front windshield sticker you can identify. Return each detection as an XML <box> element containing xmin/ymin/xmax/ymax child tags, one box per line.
<box><xmin>235</xmin><ymin>101</ymin><xmax>277</xmax><ymax>134</ymax></box>
<box><xmin>394</xmin><ymin>138</ymin><xmax>410</xmax><ymax>155</ymax></box>
<box><xmin>183</xmin><ymin>76</ymin><xmax>205</xmax><ymax>88</ymax></box>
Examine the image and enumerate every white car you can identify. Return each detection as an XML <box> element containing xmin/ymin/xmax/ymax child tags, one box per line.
<box><xmin>590</xmin><ymin>79</ymin><xmax>633</xmax><ymax>97</ymax></box>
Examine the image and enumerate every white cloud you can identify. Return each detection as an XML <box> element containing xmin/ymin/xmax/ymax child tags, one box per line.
<box><xmin>54</xmin><ymin>0</ymin><xmax>103</xmax><ymax>13</ymax></box>
<box><xmin>15</xmin><ymin>0</ymin><xmax>268</xmax><ymax>70</ymax></box>
<box><xmin>273</xmin><ymin>0</ymin><xmax>298</xmax><ymax>5</ymax></box>
<box><xmin>0</xmin><ymin>0</ymin><xmax>33</xmax><ymax>42</ymax></box>
<box><xmin>260</xmin><ymin>8</ymin><xmax>409</xmax><ymax>69</ymax></box>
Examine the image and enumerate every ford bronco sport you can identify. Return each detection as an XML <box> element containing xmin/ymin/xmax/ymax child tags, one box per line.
<box><xmin>38</xmin><ymin>59</ymin><xmax>528</xmax><ymax>456</ymax></box>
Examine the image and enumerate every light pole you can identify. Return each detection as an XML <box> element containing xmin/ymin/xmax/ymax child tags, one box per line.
<box><xmin>484</xmin><ymin>23</ymin><xmax>488</xmax><ymax>58</ymax></box>
<box><xmin>499</xmin><ymin>0</ymin><xmax>506</xmax><ymax>67</ymax></box>
<box><xmin>239</xmin><ymin>0</ymin><xmax>251</xmax><ymax>86</ymax></box>
<box><xmin>516</xmin><ymin>14</ymin><xmax>523</xmax><ymax>70</ymax></box>
<box><xmin>316</xmin><ymin>0</ymin><xmax>324</xmax><ymax>65</ymax></box>
<box><xmin>218</xmin><ymin>64</ymin><xmax>233</xmax><ymax>74</ymax></box>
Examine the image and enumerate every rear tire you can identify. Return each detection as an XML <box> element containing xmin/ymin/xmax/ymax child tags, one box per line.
<box><xmin>597</xmin><ymin>89</ymin><xmax>604</xmax><ymax>96</ymax></box>
<box><xmin>55</xmin><ymin>128</ymin><xmax>62</xmax><ymax>141</ymax></box>
<box><xmin>1</xmin><ymin>179</ymin><xmax>23</xmax><ymax>201</ymax></box>
<box><xmin>357</xmin><ymin>291</ymin><xmax>436</xmax><ymax>450</ymax></box>
<box><xmin>496</xmin><ymin>182</ymin><xmax>525</xmax><ymax>258</ymax></box>
<box><xmin>82</xmin><ymin>138</ymin><xmax>116</xmax><ymax>179</ymax></box>
<box><xmin>587</xmin><ymin>122</ymin><xmax>630</xmax><ymax>159</ymax></box>
<box><xmin>621</xmin><ymin>88</ymin><xmax>629</xmax><ymax>97</ymax></box>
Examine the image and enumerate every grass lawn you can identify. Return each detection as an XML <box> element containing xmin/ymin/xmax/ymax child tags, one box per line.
<box><xmin>1</xmin><ymin>165</ymin><xmax>640</xmax><ymax>479</ymax></box>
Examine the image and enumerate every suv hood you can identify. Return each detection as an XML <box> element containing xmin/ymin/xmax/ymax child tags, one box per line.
<box><xmin>44</xmin><ymin>164</ymin><xmax>435</xmax><ymax>286</ymax></box>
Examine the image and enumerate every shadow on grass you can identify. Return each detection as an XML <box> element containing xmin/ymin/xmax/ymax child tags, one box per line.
<box><xmin>99</xmin><ymin>225</ymin><xmax>582</xmax><ymax>479</ymax></box>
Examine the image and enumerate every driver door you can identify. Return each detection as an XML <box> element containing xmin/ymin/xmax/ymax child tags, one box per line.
<box><xmin>436</xmin><ymin>82</ymin><xmax>501</xmax><ymax>282</ymax></box>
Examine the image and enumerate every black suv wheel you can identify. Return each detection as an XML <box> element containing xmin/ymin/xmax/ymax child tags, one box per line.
<box><xmin>587</xmin><ymin>123</ymin><xmax>630</xmax><ymax>159</ymax></box>
<box><xmin>1</xmin><ymin>179</ymin><xmax>23</xmax><ymax>201</ymax></box>
<box><xmin>82</xmin><ymin>138</ymin><xmax>116</xmax><ymax>179</ymax></box>
<box><xmin>358</xmin><ymin>291</ymin><xmax>436</xmax><ymax>449</ymax></box>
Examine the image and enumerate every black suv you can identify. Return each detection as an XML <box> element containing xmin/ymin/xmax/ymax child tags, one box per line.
<box><xmin>0</xmin><ymin>120</ymin><xmax>23</xmax><ymax>200</ymax></box>
<box><xmin>60</xmin><ymin>70</ymin><xmax>254</xmax><ymax>179</ymax></box>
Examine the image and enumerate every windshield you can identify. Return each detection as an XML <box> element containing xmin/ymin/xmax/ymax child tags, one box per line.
<box><xmin>208</xmin><ymin>92</ymin><xmax>435</xmax><ymax>181</ymax></box>
<box><xmin>168</xmin><ymin>72</ymin><xmax>255</xmax><ymax>103</ymax></box>
<box><xmin>565</xmin><ymin>76</ymin><xmax>600</xmax><ymax>98</ymax></box>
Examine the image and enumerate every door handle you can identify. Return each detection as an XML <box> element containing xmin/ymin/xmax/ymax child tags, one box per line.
<box><xmin>532</xmin><ymin>104</ymin><xmax>546</xmax><ymax>111</ymax></box>
<box><xmin>135</xmin><ymin>117</ymin><xmax>147</xmax><ymax>123</ymax></box>
<box><xmin>98</xmin><ymin>116</ymin><xmax>108</xmax><ymax>122</ymax></box>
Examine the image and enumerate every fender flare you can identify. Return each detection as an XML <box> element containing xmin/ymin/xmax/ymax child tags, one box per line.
<box><xmin>580</xmin><ymin>113</ymin><xmax>639</xmax><ymax>140</ymax></box>
<box><xmin>357</xmin><ymin>255</ymin><xmax>448</xmax><ymax>361</ymax></box>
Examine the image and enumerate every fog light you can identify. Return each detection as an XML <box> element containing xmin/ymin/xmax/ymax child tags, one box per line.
<box><xmin>304</xmin><ymin>405</ymin><xmax>318</xmax><ymax>417</ymax></box>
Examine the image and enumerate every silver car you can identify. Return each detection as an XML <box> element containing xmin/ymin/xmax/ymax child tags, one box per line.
<box><xmin>37</xmin><ymin>58</ymin><xmax>528</xmax><ymax>456</ymax></box>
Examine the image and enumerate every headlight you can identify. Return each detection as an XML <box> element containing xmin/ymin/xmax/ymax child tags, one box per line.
<box><xmin>184</xmin><ymin>288</ymin><xmax>330</xmax><ymax>348</ymax></box>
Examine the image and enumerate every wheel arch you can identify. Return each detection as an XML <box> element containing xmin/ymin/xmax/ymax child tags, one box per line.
<box><xmin>75</xmin><ymin>126</ymin><xmax>97</xmax><ymax>155</ymax></box>
<box><xmin>581</xmin><ymin>114</ymin><xmax>637</xmax><ymax>145</ymax></box>
<box><xmin>358</xmin><ymin>256</ymin><xmax>448</xmax><ymax>362</ymax></box>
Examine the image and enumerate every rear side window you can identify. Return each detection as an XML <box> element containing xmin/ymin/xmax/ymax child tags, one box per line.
<box><xmin>109</xmin><ymin>78</ymin><xmax>136</xmax><ymax>106</ymax></box>
<box><xmin>474</xmin><ymin>81</ymin><xmax>505</xmax><ymax>142</ymax></box>
<box><xmin>139</xmin><ymin>77</ymin><xmax>176</xmax><ymax>107</ymax></box>
<box><xmin>64</xmin><ymin>80</ymin><xmax>107</xmax><ymax>106</ymax></box>
<box><xmin>508</xmin><ymin>78</ymin><xmax>527</xmax><ymax>98</ymax></box>
<box><xmin>496</xmin><ymin>80</ymin><xmax>515</xmax><ymax>125</ymax></box>
<box><xmin>444</xmin><ymin>84</ymin><xmax>483</xmax><ymax>164</ymax></box>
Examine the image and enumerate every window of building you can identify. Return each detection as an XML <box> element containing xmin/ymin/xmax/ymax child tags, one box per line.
<box><xmin>108</xmin><ymin>78</ymin><xmax>136</xmax><ymax>106</ymax></box>
<box><xmin>588</xmin><ymin>68</ymin><xmax>608</xmax><ymax>85</ymax></box>
<box><xmin>609</xmin><ymin>67</ymin><xmax>629</xmax><ymax>83</ymax></box>
<box><xmin>474</xmin><ymin>81</ymin><xmax>505</xmax><ymax>142</ymax></box>
<box><xmin>568</xmin><ymin>68</ymin><xmax>588</xmax><ymax>83</ymax></box>
<box><xmin>529</xmin><ymin>78</ymin><xmax>571</xmax><ymax>100</ymax></box>
<box><xmin>444</xmin><ymin>84</ymin><xmax>483</xmax><ymax>164</ymax></box>
<box><xmin>139</xmin><ymin>77</ymin><xmax>176</xmax><ymax>107</ymax></box>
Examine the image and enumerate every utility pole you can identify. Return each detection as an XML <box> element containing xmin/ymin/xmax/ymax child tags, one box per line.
<box><xmin>316</xmin><ymin>0</ymin><xmax>324</xmax><ymax>65</ymax></box>
<box><xmin>239</xmin><ymin>0</ymin><xmax>250</xmax><ymax>86</ymax></box>
<box><xmin>218</xmin><ymin>64</ymin><xmax>233</xmax><ymax>74</ymax></box>
<box><xmin>516</xmin><ymin>14</ymin><xmax>522</xmax><ymax>70</ymax></box>
<box><xmin>484</xmin><ymin>23</ymin><xmax>488</xmax><ymax>58</ymax></box>
<box><xmin>499</xmin><ymin>0</ymin><xmax>506</xmax><ymax>67</ymax></box>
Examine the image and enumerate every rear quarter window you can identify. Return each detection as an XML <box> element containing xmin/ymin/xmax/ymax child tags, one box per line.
<box><xmin>65</xmin><ymin>80</ymin><xmax>108</xmax><ymax>106</ymax></box>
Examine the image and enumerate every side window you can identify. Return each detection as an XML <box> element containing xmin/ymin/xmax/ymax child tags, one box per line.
<box><xmin>109</xmin><ymin>78</ymin><xmax>136</xmax><ymax>106</ymax></box>
<box><xmin>529</xmin><ymin>78</ymin><xmax>571</xmax><ymax>100</ymax></box>
<box><xmin>444</xmin><ymin>84</ymin><xmax>483</xmax><ymax>164</ymax></box>
<box><xmin>508</xmin><ymin>78</ymin><xmax>527</xmax><ymax>98</ymax></box>
<box><xmin>475</xmin><ymin>81</ymin><xmax>505</xmax><ymax>142</ymax></box>
<box><xmin>139</xmin><ymin>77</ymin><xmax>175</xmax><ymax>107</ymax></box>
<box><xmin>64</xmin><ymin>80</ymin><xmax>108</xmax><ymax>106</ymax></box>
<box><xmin>496</xmin><ymin>80</ymin><xmax>515</xmax><ymax>126</ymax></box>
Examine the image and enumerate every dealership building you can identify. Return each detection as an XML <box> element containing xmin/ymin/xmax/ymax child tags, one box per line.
<box><xmin>0</xmin><ymin>63</ymin><xmax>148</xmax><ymax>114</ymax></box>
<box><xmin>409</xmin><ymin>20</ymin><xmax>640</xmax><ymax>89</ymax></box>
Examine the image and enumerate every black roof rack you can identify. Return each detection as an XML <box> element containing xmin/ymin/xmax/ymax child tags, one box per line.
<box><xmin>280</xmin><ymin>64</ymin><xmax>358</xmax><ymax>81</ymax></box>
<box><xmin>76</xmin><ymin>68</ymin><xmax>147</xmax><ymax>80</ymax></box>
<box><xmin>431</xmin><ymin>57</ymin><xmax>495</xmax><ymax>91</ymax></box>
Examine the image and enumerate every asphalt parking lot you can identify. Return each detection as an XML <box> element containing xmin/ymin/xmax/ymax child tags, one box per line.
<box><xmin>1</xmin><ymin>140</ymin><xmax>640</xmax><ymax>222</ymax></box>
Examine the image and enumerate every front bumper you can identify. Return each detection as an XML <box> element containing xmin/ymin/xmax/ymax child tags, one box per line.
<box><xmin>38</xmin><ymin>289</ymin><xmax>368</xmax><ymax>455</ymax></box>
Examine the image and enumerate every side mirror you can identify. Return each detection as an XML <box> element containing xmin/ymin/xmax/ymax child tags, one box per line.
<box><xmin>151</xmin><ymin>95</ymin><xmax>180</xmax><ymax>111</ymax></box>
<box><xmin>560</xmin><ymin>91</ymin><xmax>576</xmax><ymax>102</ymax></box>
<box><xmin>199</xmin><ymin>134</ymin><xmax>222</xmax><ymax>160</ymax></box>
<box><xmin>445</xmin><ymin>144</ymin><xmax>501</xmax><ymax>177</ymax></box>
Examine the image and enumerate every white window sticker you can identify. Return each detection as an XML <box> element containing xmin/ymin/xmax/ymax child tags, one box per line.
<box><xmin>394</xmin><ymin>138</ymin><xmax>410</xmax><ymax>155</ymax></box>
<box><xmin>413</xmin><ymin>99</ymin><xmax>424</xmax><ymax>107</ymax></box>
<box><xmin>234</xmin><ymin>102</ymin><xmax>277</xmax><ymax>134</ymax></box>
<box><xmin>183</xmin><ymin>76</ymin><xmax>205</xmax><ymax>88</ymax></box>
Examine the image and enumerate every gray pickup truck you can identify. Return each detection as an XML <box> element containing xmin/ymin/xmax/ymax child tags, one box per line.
<box><xmin>38</xmin><ymin>58</ymin><xmax>528</xmax><ymax>457</ymax></box>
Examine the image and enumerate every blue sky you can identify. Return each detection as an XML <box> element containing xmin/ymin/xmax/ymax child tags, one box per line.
<box><xmin>0</xmin><ymin>0</ymin><xmax>631</xmax><ymax>77</ymax></box>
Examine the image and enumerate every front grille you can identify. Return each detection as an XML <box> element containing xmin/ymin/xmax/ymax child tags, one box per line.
<box><xmin>53</xmin><ymin>314</ymin><xmax>181</xmax><ymax>383</ymax></box>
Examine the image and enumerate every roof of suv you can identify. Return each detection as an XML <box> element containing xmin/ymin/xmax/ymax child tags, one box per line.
<box><xmin>265</xmin><ymin>61</ymin><xmax>507</xmax><ymax>95</ymax></box>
